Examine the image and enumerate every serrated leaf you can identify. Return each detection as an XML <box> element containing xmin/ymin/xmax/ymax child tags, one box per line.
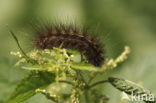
<box><xmin>7</xmin><ymin>71</ymin><xmax>55</xmax><ymax>103</ymax></box>
<box><xmin>108</xmin><ymin>77</ymin><xmax>156</xmax><ymax>103</ymax></box>
<box><xmin>71</xmin><ymin>62</ymin><xmax>99</xmax><ymax>71</ymax></box>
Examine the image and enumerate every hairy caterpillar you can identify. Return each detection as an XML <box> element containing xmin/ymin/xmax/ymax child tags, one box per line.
<box><xmin>34</xmin><ymin>23</ymin><xmax>105</xmax><ymax>67</ymax></box>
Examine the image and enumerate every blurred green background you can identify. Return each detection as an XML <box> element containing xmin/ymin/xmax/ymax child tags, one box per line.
<box><xmin>0</xmin><ymin>0</ymin><xmax>156</xmax><ymax>103</ymax></box>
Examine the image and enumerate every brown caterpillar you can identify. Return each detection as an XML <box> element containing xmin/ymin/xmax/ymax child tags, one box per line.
<box><xmin>34</xmin><ymin>24</ymin><xmax>104</xmax><ymax>67</ymax></box>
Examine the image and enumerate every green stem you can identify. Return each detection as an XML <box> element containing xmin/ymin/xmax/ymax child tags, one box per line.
<box><xmin>9</xmin><ymin>30</ymin><xmax>36</xmax><ymax>64</ymax></box>
<box><xmin>84</xmin><ymin>90</ymin><xmax>89</xmax><ymax>103</ymax></box>
<box><xmin>74</xmin><ymin>69</ymin><xmax>87</xmax><ymax>84</ymax></box>
<box><xmin>9</xmin><ymin>30</ymin><xmax>29</xmax><ymax>59</ymax></box>
<box><xmin>89</xmin><ymin>80</ymin><xmax>109</xmax><ymax>89</ymax></box>
<box><xmin>79</xmin><ymin>71</ymin><xmax>87</xmax><ymax>84</ymax></box>
<box><xmin>80</xmin><ymin>53</ymin><xmax>84</xmax><ymax>62</ymax></box>
<box><xmin>88</xmin><ymin>76</ymin><xmax>95</xmax><ymax>84</ymax></box>
<box><xmin>59</xmin><ymin>80</ymin><xmax>73</xmax><ymax>85</ymax></box>
<box><xmin>88</xmin><ymin>73</ymin><xmax>98</xmax><ymax>84</ymax></box>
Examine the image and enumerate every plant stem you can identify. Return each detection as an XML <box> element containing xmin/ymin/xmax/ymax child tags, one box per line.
<box><xmin>59</xmin><ymin>80</ymin><xmax>73</xmax><ymax>85</ymax></box>
<box><xmin>79</xmin><ymin>71</ymin><xmax>87</xmax><ymax>84</ymax></box>
<box><xmin>74</xmin><ymin>70</ymin><xmax>87</xmax><ymax>84</ymax></box>
<box><xmin>81</xmin><ymin>53</ymin><xmax>84</xmax><ymax>62</ymax></box>
<box><xmin>88</xmin><ymin>76</ymin><xmax>95</xmax><ymax>84</ymax></box>
<box><xmin>84</xmin><ymin>90</ymin><xmax>89</xmax><ymax>103</ymax></box>
<box><xmin>88</xmin><ymin>73</ymin><xmax>98</xmax><ymax>84</ymax></box>
<box><xmin>89</xmin><ymin>80</ymin><xmax>109</xmax><ymax>89</ymax></box>
<box><xmin>9</xmin><ymin>30</ymin><xmax>36</xmax><ymax>64</ymax></box>
<box><xmin>9</xmin><ymin>30</ymin><xmax>27</xmax><ymax>58</ymax></box>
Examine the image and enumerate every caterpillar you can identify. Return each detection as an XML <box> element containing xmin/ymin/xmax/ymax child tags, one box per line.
<box><xmin>34</xmin><ymin>24</ymin><xmax>104</xmax><ymax>67</ymax></box>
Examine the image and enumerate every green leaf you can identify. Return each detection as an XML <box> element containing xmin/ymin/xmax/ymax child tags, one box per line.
<box><xmin>7</xmin><ymin>71</ymin><xmax>55</xmax><ymax>103</ymax></box>
<box><xmin>108</xmin><ymin>77</ymin><xmax>156</xmax><ymax>103</ymax></box>
<box><xmin>71</xmin><ymin>62</ymin><xmax>99</xmax><ymax>71</ymax></box>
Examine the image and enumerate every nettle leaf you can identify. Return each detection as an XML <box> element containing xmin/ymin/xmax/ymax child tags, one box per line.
<box><xmin>71</xmin><ymin>62</ymin><xmax>99</xmax><ymax>71</ymax></box>
<box><xmin>7</xmin><ymin>71</ymin><xmax>55</xmax><ymax>103</ymax></box>
<box><xmin>108</xmin><ymin>77</ymin><xmax>156</xmax><ymax>102</ymax></box>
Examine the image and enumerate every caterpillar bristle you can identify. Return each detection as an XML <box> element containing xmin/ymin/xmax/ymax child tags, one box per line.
<box><xmin>34</xmin><ymin>23</ymin><xmax>105</xmax><ymax>67</ymax></box>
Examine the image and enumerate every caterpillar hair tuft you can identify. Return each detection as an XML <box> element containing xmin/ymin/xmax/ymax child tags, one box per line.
<box><xmin>34</xmin><ymin>23</ymin><xmax>105</xmax><ymax>67</ymax></box>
